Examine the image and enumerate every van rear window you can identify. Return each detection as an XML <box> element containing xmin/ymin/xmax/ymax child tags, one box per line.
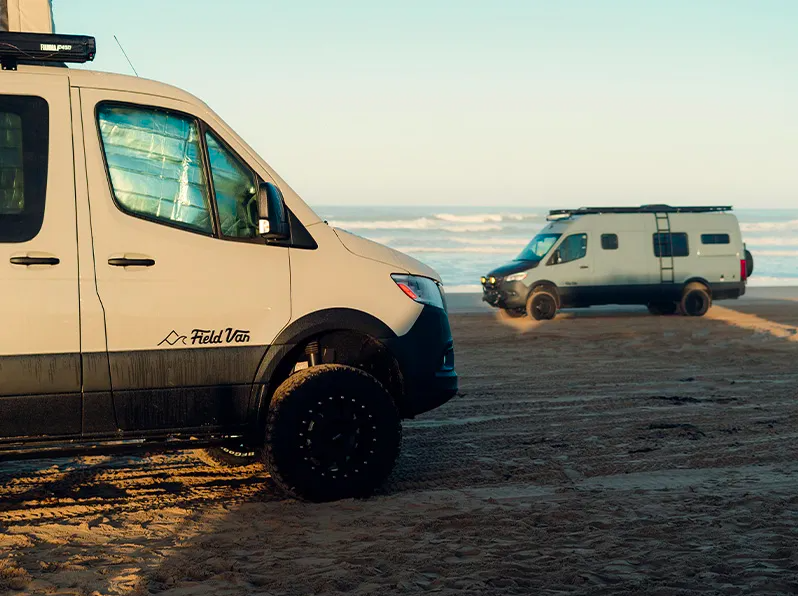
<box><xmin>701</xmin><ymin>233</ymin><xmax>730</xmax><ymax>245</ymax></box>
<box><xmin>0</xmin><ymin>95</ymin><xmax>49</xmax><ymax>243</ymax></box>
<box><xmin>653</xmin><ymin>233</ymin><xmax>689</xmax><ymax>257</ymax></box>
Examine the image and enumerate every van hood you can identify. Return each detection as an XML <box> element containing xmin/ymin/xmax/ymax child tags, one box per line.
<box><xmin>487</xmin><ymin>259</ymin><xmax>540</xmax><ymax>278</ymax></box>
<box><xmin>333</xmin><ymin>228</ymin><xmax>440</xmax><ymax>281</ymax></box>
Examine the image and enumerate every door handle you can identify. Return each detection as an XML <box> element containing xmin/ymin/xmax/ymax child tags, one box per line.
<box><xmin>579</xmin><ymin>265</ymin><xmax>589</xmax><ymax>269</ymax></box>
<box><xmin>108</xmin><ymin>256</ymin><xmax>156</xmax><ymax>267</ymax></box>
<box><xmin>10</xmin><ymin>255</ymin><xmax>60</xmax><ymax>266</ymax></box>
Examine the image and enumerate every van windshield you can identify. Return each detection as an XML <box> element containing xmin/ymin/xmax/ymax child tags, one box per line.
<box><xmin>516</xmin><ymin>233</ymin><xmax>562</xmax><ymax>261</ymax></box>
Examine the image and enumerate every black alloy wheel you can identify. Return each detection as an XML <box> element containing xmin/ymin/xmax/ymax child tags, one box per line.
<box><xmin>264</xmin><ymin>364</ymin><xmax>401</xmax><ymax>501</ymax></box>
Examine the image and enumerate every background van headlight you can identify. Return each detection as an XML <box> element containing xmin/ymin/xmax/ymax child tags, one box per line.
<box><xmin>392</xmin><ymin>274</ymin><xmax>445</xmax><ymax>310</ymax></box>
<box><xmin>505</xmin><ymin>272</ymin><xmax>527</xmax><ymax>282</ymax></box>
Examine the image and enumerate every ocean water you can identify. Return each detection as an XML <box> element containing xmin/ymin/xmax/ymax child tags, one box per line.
<box><xmin>314</xmin><ymin>206</ymin><xmax>798</xmax><ymax>292</ymax></box>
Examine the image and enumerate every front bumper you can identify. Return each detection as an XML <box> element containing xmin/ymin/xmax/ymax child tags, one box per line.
<box><xmin>384</xmin><ymin>305</ymin><xmax>458</xmax><ymax>418</ymax></box>
<box><xmin>482</xmin><ymin>281</ymin><xmax>528</xmax><ymax>310</ymax></box>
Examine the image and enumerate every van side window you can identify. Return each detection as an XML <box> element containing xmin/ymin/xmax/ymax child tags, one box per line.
<box><xmin>653</xmin><ymin>232</ymin><xmax>689</xmax><ymax>257</ymax></box>
<box><xmin>701</xmin><ymin>233</ymin><xmax>730</xmax><ymax>245</ymax></box>
<box><xmin>97</xmin><ymin>104</ymin><xmax>213</xmax><ymax>234</ymax></box>
<box><xmin>550</xmin><ymin>233</ymin><xmax>588</xmax><ymax>265</ymax></box>
<box><xmin>206</xmin><ymin>132</ymin><xmax>259</xmax><ymax>238</ymax></box>
<box><xmin>0</xmin><ymin>95</ymin><xmax>49</xmax><ymax>243</ymax></box>
<box><xmin>601</xmin><ymin>233</ymin><xmax>618</xmax><ymax>250</ymax></box>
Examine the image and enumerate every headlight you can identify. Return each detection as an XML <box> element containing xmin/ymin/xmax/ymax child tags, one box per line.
<box><xmin>391</xmin><ymin>274</ymin><xmax>445</xmax><ymax>309</ymax></box>
<box><xmin>505</xmin><ymin>272</ymin><xmax>527</xmax><ymax>282</ymax></box>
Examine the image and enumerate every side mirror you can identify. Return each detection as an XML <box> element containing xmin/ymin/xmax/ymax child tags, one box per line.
<box><xmin>257</xmin><ymin>182</ymin><xmax>290</xmax><ymax>241</ymax></box>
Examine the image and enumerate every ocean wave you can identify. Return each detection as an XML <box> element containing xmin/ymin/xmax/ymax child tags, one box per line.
<box><xmin>741</xmin><ymin>219</ymin><xmax>798</xmax><ymax>232</ymax></box>
<box><xmin>394</xmin><ymin>246</ymin><xmax>519</xmax><ymax>254</ymax></box>
<box><xmin>362</xmin><ymin>236</ymin><xmax>395</xmax><ymax>246</ymax></box>
<box><xmin>751</xmin><ymin>250</ymin><xmax>798</xmax><ymax>257</ymax></box>
<box><xmin>434</xmin><ymin>213</ymin><xmax>504</xmax><ymax>223</ymax></box>
<box><xmin>746</xmin><ymin>237</ymin><xmax>798</xmax><ymax>247</ymax></box>
<box><xmin>450</xmin><ymin>237</ymin><xmax>531</xmax><ymax>247</ymax></box>
<box><xmin>434</xmin><ymin>212</ymin><xmax>539</xmax><ymax>223</ymax></box>
<box><xmin>330</xmin><ymin>219</ymin><xmax>502</xmax><ymax>233</ymax></box>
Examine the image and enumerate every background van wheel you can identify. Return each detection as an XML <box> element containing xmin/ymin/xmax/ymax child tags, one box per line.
<box><xmin>681</xmin><ymin>283</ymin><xmax>711</xmax><ymax>317</ymax></box>
<box><xmin>264</xmin><ymin>364</ymin><xmax>401</xmax><ymax>502</ymax></box>
<box><xmin>499</xmin><ymin>308</ymin><xmax>527</xmax><ymax>319</ymax></box>
<box><xmin>203</xmin><ymin>445</ymin><xmax>259</xmax><ymax>467</ymax></box>
<box><xmin>527</xmin><ymin>290</ymin><xmax>557</xmax><ymax>321</ymax></box>
<box><xmin>647</xmin><ymin>301</ymin><xmax>678</xmax><ymax>315</ymax></box>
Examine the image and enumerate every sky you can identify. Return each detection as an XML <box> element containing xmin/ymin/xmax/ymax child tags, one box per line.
<box><xmin>53</xmin><ymin>0</ymin><xmax>797</xmax><ymax>208</ymax></box>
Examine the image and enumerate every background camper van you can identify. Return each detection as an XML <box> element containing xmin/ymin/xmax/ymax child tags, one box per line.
<box><xmin>0</xmin><ymin>29</ymin><xmax>457</xmax><ymax>501</ymax></box>
<box><xmin>482</xmin><ymin>205</ymin><xmax>754</xmax><ymax>320</ymax></box>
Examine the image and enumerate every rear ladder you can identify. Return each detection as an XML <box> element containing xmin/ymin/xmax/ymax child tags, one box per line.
<box><xmin>654</xmin><ymin>212</ymin><xmax>675</xmax><ymax>283</ymax></box>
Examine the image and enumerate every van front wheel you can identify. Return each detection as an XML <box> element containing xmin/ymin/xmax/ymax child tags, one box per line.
<box><xmin>264</xmin><ymin>364</ymin><xmax>401</xmax><ymax>502</ymax></box>
<box><xmin>681</xmin><ymin>283</ymin><xmax>711</xmax><ymax>317</ymax></box>
<box><xmin>527</xmin><ymin>290</ymin><xmax>558</xmax><ymax>321</ymax></box>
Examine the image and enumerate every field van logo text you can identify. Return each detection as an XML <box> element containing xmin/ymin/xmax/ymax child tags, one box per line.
<box><xmin>158</xmin><ymin>328</ymin><xmax>251</xmax><ymax>346</ymax></box>
<box><xmin>190</xmin><ymin>328</ymin><xmax>251</xmax><ymax>345</ymax></box>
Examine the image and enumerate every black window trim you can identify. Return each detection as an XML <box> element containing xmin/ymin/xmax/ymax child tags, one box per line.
<box><xmin>95</xmin><ymin>100</ymin><xmax>316</xmax><ymax>249</ymax></box>
<box><xmin>600</xmin><ymin>233</ymin><xmax>619</xmax><ymax>250</ymax></box>
<box><xmin>653</xmin><ymin>232</ymin><xmax>690</xmax><ymax>258</ymax></box>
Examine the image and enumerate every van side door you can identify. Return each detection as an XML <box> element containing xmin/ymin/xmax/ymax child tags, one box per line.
<box><xmin>0</xmin><ymin>73</ymin><xmax>81</xmax><ymax>439</ymax></box>
<box><xmin>79</xmin><ymin>89</ymin><xmax>291</xmax><ymax>434</ymax></box>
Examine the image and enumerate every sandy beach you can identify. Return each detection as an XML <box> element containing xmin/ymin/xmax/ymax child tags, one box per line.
<box><xmin>1</xmin><ymin>290</ymin><xmax>797</xmax><ymax>595</ymax></box>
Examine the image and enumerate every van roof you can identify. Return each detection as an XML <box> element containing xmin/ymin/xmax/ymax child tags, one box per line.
<box><xmin>11</xmin><ymin>63</ymin><xmax>208</xmax><ymax>107</ymax></box>
<box><xmin>547</xmin><ymin>205</ymin><xmax>732</xmax><ymax>221</ymax></box>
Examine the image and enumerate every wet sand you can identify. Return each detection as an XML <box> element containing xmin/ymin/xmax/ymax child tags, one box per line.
<box><xmin>1</xmin><ymin>294</ymin><xmax>797</xmax><ymax>595</ymax></box>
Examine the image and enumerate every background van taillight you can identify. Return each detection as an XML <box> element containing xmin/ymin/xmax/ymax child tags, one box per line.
<box><xmin>740</xmin><ymin>259</ymin><xmax>747</xmax><ymax>282</ymax></box>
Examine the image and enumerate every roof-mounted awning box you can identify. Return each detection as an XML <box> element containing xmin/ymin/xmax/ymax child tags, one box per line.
<box><xmin>0</xmin><ymin>31</ymin><xmax>96</xmax><ymax>69</ymax></box>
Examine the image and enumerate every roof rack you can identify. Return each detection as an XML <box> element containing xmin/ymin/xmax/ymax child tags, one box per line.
<box><xmin>0</xmin><ymin>32</ymin><xmax>96</xmax><ymax>71</ymax></box>
<box><xmin>547</xmin><ymin>205</ymin><xmax>732</xmax><ymax>220</ymax></box>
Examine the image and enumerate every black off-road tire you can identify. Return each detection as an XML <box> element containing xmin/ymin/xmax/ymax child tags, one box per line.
<box><xmin>203</xmin><ymin>445</ymin><xmax>259</xmax><ymax>467</ymax></box>
<box><xmin>526</xmin><ymin>289</ymin><xmax>558</xmax><ymax>321</ymax></box>
<box><xmin>499</xmin><ymin>307</ymin><xmax>527</xmax><ymax>319</ymax></box>
<box><xmin>745</xmin><ymin>249</ymin><xmax>754</xmax><ymax>278</ymax></box>
<box><xmin>263</xmin><ymin>364</ymin><xmax>402</xmax><ymax>502</ymax></box>
<box><xmin>647</xmin><ymin>301</ymin><xmax>678</xmax><ymax>316</ymax></box>
<box><xmin>680</xmin><ymin>283</ymin><xmax>711</xmax><ymax>317</ymax></box>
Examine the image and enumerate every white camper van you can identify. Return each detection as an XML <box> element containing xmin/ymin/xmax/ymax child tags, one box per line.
<box><xmin>0</xmin><ymin>31</ymin><xmax>457</xmax><ymax>501</ymax></box>
<box><xmin>482</xmin><ymin>206</ymin><xmax>753</xmax><ymax>320</ymax></box>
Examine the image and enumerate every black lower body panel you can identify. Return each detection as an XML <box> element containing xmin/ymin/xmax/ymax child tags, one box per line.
<box><xmin>483</xmin><ymin>281</ymin><xmax>746</xmax><ymax>310</ymax></box>
<box><xmin>384</xmin><ymin>305</ymin><xmax>458</xmax><ymax>418</ymax></box>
